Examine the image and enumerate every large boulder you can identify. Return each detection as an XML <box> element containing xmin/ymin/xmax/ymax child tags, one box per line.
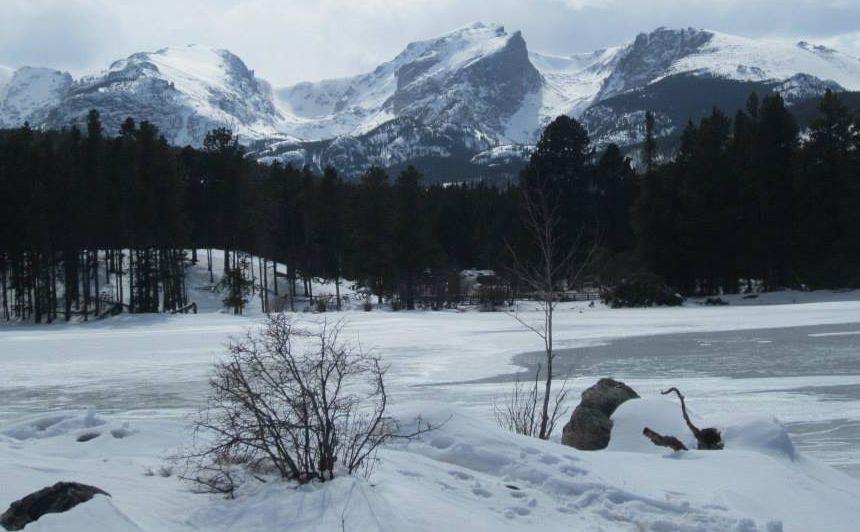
<box><xmin>0</xmin><ymin>482</ymin><xmax>110</xmax><ymax>531</ymax></box>
<box><xmin>562</xmin><ymin>378</ymin><xmax>639</xmax><ymax>450</ymax></box>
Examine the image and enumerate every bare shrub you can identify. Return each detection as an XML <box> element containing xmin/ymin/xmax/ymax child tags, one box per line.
<box><xmin>494</xmin><ymin>365</ymin><xmax>568</xmax><ymax>438</ymax></box>
<box><xmin>180</xmin><ymin>314</ymin><xmax>423</xmax><ymax>495</ymax></box>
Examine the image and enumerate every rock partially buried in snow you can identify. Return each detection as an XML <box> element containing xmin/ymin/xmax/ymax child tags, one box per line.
<box><xmin>562</xmin><ymin>405</ymin><xmax>614</xmax><ymax>450</ymax></box>
<box><xmin>562</xmin><ymin>378</ymin><xmax>639</xmax><ymax>450</ymax></box>
<box><xmin>0</xmin><ymin>482</ymin><xmax>110</xmax><ymax>531</ymax></box>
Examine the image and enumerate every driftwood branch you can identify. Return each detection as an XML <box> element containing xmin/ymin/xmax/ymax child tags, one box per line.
<box><xmin>661</xmin><ymin>387</ymin><xmax>723</xmax><ymax>450</ymax></box>
<box><xmin>643</xmin><ymin>427</ymin><xmax>688</xmax><ymax>451</ymax></box>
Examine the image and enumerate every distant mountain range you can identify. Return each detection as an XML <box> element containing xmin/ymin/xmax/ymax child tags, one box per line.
<box><xmin>2</xmin><ymin>23</ymin><xmax>859</xmax><ymax>180</ymax></box>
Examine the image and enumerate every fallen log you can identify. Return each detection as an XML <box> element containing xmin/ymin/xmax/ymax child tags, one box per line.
<box><xmin>169</xmin><ymin>302</ymin><xmax>197</xmax><ymax>314</ymax></box>
<box><xmin>642</xmin><ymin>427</ymin><xmax>688</xmax><ymax>451</ymax></box>
<box><xmin>661</xmin><ymin>387</ymin><xmax>724</xmax><ymax>450</ymax></box>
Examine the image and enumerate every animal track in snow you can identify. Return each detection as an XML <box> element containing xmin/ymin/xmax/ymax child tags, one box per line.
<box><xmin>503</xmin><ymin>506</ymin><xmax>531</xmax><ymax>518</ymax></box>
<box><xmin>472</xmin><ymin>487</ymin><xmax>492</xmax><ymax>498</ymax></box>
<box><xmin>448</xmin><ymin>471</ymin><xmax>473</xmax><ymax>481</ymax></box>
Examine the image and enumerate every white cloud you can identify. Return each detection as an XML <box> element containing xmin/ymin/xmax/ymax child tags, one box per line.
<box><xmin>820</xmin><ymin>32</ymin><xmax>860</xmax><ymax>57</ymax></box>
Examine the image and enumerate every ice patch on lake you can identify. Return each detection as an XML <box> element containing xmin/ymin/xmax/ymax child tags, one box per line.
<box><xmin>808</xmin><ymin>330</ymin><xmax>860</xmax><ymax>337</ymax></box>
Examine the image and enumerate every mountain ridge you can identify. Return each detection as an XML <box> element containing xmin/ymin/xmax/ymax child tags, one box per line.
<box><xmin>2</xmin><ymin>24</ymin><xmax>859</xmax><ymax>178</ymax></box>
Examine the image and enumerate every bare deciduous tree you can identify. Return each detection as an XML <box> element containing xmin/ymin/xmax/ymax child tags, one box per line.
<box><xmin>505</xmin><ymin>175</ymin><xmax>594</xmax><ymax>440</ymax></box>
<box><xmin>180</xmin><ymin>314</ymin><xmax>429</xmax><ymax>495</ymax></box>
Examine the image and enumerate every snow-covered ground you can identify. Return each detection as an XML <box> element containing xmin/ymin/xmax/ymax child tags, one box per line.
<box><xmin>2</xmin><ymin>283</ymin><xmax>860</xmax><ymax>530</ymax></box>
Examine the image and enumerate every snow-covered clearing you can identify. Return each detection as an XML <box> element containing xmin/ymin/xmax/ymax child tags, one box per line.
<box><xmin>2</xmin><ymin>289</ymin><xmax>860</xmax><ymax>530</ymax></box>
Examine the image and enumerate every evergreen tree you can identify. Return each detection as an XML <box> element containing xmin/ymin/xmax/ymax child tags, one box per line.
<box><xmin>350</xmin><ymin>167</ymin><xmax>394</xmax><ymax>305</ymax></box>
<box><xmin>393</xmin><ymin>165</ymin><xmax>434</xmax><ymax>309</ymax></box>
<box><xmin>643</xmin><ymin>111</ymin><xmax>657</xmax><ymax>175</ymax></box>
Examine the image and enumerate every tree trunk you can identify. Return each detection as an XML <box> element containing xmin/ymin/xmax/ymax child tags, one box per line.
<box><xmin>539</xmin><ymin>300</ymin><xmax>553</xmax><ymax>439</ymax></box>
<box><xmin>335</xmin><ymin>259</ymin><xmax>341</xmax><ymax>311</ymax></box>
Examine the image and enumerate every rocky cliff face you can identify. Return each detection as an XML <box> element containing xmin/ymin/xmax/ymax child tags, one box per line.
<box><xmin>596</xmin><ymin>27</ymin><xmax>713</xmax><ymax>101</ymax></box>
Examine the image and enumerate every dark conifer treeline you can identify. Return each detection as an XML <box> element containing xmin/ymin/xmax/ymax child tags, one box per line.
<box><xmin>0</xmin><ymin>112</ymin><xmax>189</xmax><ymax>322</ymax></box>
<box><xmin>634</xmin><ymin>90</ymin><xmax>860</xmax><ymax>294</ymax></box>
<box><xmin>1</xmin><ymin>90</ymin><xmax>858</xmax><ymax>322</ymax></box>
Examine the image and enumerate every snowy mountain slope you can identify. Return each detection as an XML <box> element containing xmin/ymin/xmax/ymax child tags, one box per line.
<box><xmin>0</xmin><ymin>65</ymin><xmax>13</xmax><ymax>91</ymax></box>
<box><xmin>501</xmin><ymin>47</ymin><xmax>621</xmax><ymax>144</ymax></box>
<box><xmin>595</xmin><ymin>27</ymin><xmax>860</xmax><ymax>102</ymax></box>
<box><xmin>0</xmin><ymin>66</ymin><xmax>72</xmax><ymax>127</ymax></box>
<box><xmin>667</xmin><ymin>31</ymin><xmax>860</xmax><ymax>89</ymax></box>
<box><xmin>43</xmin><ymin>45</ymin><xmax>286</xmax><ymax>146</ymax></box>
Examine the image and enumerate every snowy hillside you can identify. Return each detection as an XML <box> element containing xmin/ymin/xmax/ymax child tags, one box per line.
<box><xmin>2</xmin><ymin>25</ymin><xmax>860</xmax><ymax>172</ymax></box>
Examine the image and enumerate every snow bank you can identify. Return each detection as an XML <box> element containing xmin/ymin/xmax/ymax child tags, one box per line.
<box><xmin>608</xmin><ymin>398</ymin><xmax>696</xmax><ymax>452</ymax></box>
<box><xmin>25</xmin><ymin>495</ymin><xmax>142</xmax><ymax>531</ymax></box>
<box><xmin>2</xmin><ymin>404</ymin><xmax>859</xmax><ymax>531</ymax></box>
<box><xmin>723</xmin><ymin>417</ymin><xmax>797</xmax><ymax>461</ymax></box>
<box><xmin>609</xmin><ymin>398</ymin><xmax>798</xmax><ymax>461</ymax></box>
<box><xmin>187</xmin><ymin>405</ymin><xmax>781</xmax><ymax>531</ymax></box>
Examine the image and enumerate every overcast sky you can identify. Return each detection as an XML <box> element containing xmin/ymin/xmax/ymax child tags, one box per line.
<box><xmin>2</xmin><ymin>0</ymin><xmax>859</xmax><ymax>86</ymax></box>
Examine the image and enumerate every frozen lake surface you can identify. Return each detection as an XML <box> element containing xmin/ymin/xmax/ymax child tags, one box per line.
<box><xmin>2</xmin><ymin>298</ymin><xmax>860</xmax><ymax>530</ymax></box>
<box><xmin>2</xmin><ymin>312</ymin><xmax>858</xmax><ymax>477</ymax></box>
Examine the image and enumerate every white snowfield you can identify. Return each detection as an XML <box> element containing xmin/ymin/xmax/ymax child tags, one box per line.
<box><xmin>2</xmin><ymin>291</ymin><xmax>860</xmax><ymax>530</ymax></box>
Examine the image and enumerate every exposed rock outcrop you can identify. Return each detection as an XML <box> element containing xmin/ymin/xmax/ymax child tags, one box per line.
<box><xmin>0</xmin><ymin>481</ymin><xmax>110</xmax><ymax>531</ymax></box>
<box><xmin>562</xmin><ymin>378</ymin><xmax>639</xmax><ymax>450</ymax></box>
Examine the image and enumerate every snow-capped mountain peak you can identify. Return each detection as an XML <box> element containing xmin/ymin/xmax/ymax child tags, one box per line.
<box><xmin>102</xmin><ymin>45</ymin><xmax>255</xmax><ymax>104</ymax></box>
<box><xmin>0</xmin><ymin>66</ymin><xmax>72</xmax><ymax>127</ymax></box>
<box><xmin>39</xmin><ymin>44</ymin><xmax>282</xmax><ymax>145</ymax></box>
<box><xmin>273</xmin><ymin>22</ymin><xmax>537</xmax><ymax>142</ymax></box>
